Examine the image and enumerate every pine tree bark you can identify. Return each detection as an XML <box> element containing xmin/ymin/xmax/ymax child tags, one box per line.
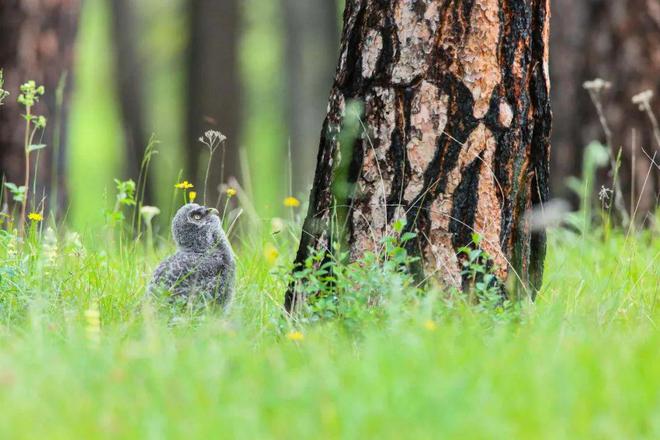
<box><xmin>0</xmin><ymin>0</ymin><xmax>80</xmax><ymax>212</ymax></box>
<box><xmin>286</xmin><ymin>0</ymin><xmax>552</xmax><ymax>310</ymax></box>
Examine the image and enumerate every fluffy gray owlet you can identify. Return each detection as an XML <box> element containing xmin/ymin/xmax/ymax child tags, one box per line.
<box><xmin>149</xmin><ymin>203</ymin><xmax>235</xmax><ymax>305</ymax></box>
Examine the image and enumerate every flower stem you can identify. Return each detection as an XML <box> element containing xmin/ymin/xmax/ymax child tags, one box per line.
<box><xmin>19</xmin><ymin>106</ymin><xmax>31</xmax><ymax>236</ymax></box>
<box><xmin>203</xmin><ymin>148</ymin><xmax>213</xmax><ymax>206</ymax></box>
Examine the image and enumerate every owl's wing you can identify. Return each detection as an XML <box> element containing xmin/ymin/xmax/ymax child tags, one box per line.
<box><xmin>149</xmin><ymin>253</ymin><xmax>198</xmax><ymax>296</ymax></box>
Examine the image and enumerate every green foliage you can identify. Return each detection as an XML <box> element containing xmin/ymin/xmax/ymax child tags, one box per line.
<box><xmin>457</xmin><ymin>233</ymin><xmax>518</xmax><ymax>320</ymax></box>
<box><xmin>0</xmin><ymin>69</ymin><xmax>8</xmax><ymax>105</ymax></box>
<box><xmin>17</xmin><ymin>80</ymin><xmax>45</xmax><ymax>108</ymax></box>
<box><xmin>3</xmin><ymin>182</ymin><xmax>26</xmax><ymax>203</ymax></box>
<box><xmin>104</xmin><ymin>179</ymin><xmax>137</xmax><ymax>226</ymax></box>
<box><xmin>289</xmin><ymin>219</ymin><xmax>420</xmax><ymax>332</ymax></box>
<box><xmin>114</xmin><ymin>178</ymin><xmax>137</xmax><ymax>207</ymax></box>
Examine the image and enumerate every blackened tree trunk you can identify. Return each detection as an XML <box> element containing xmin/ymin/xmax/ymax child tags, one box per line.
<box><xmin>551</xmin><ymin>0</ymin><xmax>660</xmax><ymax>224</ymax></box>
<box><xmin>109</xmin><ymin>0</ymin><xmax>153</xmax><ymax>203</ymax></box>
<box><xmin>0</xmin><ymin>0</ymin><xmax>80</xmax><ymax>212</ymax></box>
<box><xmin>283</xmin><ymin>0</ymin><xmax>339</xmax><ymax>196</ymax></box>
<box><xmin>286</xmin><ymin>0</ymin><xmax>552</xmax><ymax>310</ymax></box>
<box><xmin>187</xmin><ymin>0</ymin><xmax>241</xmax><ymax>203</ymax></box>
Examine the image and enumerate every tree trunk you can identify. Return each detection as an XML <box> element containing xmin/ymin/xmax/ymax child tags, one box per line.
<box><xmin>283</xmin><ymin>0</ymin><xmax>339</xmax><ymax>196</ymax></box>
<box><xmin>548</xmin><ymin>0</ymin><xmax>589</xmax><ymax>203</ymax></box>
<box><xmin>286</xmin><ymin>0</ymin><xmax>551</xmax><ymax>311</ymax></box>
<box><xmin>0</xmin><ymin>0</ymin><xmax>80</xmax><ymax>213</ymax></box>
<box><xmin>551</xmin><ymin>0</ymin><xmax>660</xmax><ymax>224</ymax></box>
<box><xmin>186</xmin><ymin>0</ymin><xmax>241</xmax><ymax>205</ymax></box>
<box><xmin>109</xmin><ymin>0</ymin><xmax>153</xmax><ymax>204</ymax></box>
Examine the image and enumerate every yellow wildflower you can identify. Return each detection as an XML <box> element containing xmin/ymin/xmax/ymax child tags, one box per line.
<box><xmin>28</xmin><ymin>212</ymin><xmax>43</xmax><ymax>222</ymax></box>
<box><xmin>286</xmin><ymin>330</ymin><xmax>304</xmax><ymax>341</ymax></box>
<box><xmin>423</xmin><ymin>320</ymin><xmax>437</xmax><ymax>332</ymax></box>
<box><xmin>283</xmin><ymin>196</ymin><xmax>300</xmax><ymax>208</ymax></box>
<box><xmin>226</xmin><ymin>187</ymin><xmax>237</xmax><ymax>197</ymax></box>
<box><xmin>189</xmin><ymin>191</ymin><xmax>197</xmax><ymax>202</ymax></box>
<box><xmin>263</xmin><ymin>243</ymin><xmax>279</xmax><ymax>265</ymax></box>
<box><xmin>174</xmin><ymin>181</ymin><xmax>194</xmax><ymax>189</ymax></box>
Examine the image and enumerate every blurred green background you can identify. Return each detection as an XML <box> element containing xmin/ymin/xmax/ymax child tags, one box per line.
<box><xmin>67</xmin><ymin>0</ymin><xmax>343</xmax><ymax>231</ymax></box>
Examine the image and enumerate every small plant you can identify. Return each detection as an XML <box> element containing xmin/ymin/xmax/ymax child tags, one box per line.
<box><xmin>632</xmin><ymin>90</ymin><xmax>660</xmax><ymax>149</ymax></box>
<box><xmin>198</xmin><ymin>130</ymin><xmax>227</xmax><ymax>205</ymax></box>
<box><xmin>457</xmin><ymin>233</ymin><xmax>510</xmax><ymax>316</ymax></box>
<box><xmin>0</xmin><ymin>69</ymin><xmax>9</xmax><ymax>105</ymax></box>
<box><xmin>583</xmin><ymin>78</ymin><xmax>629</xmax><ymax>227</ymax></box>
<box><xmin>106</xmin><ymin>179</ymin><xmax>136</xmax><ymax>224</ymax></box>
<box><xmin>140</xmin><ymin>205</ymin><xmax>161</xmax><ymax>251</ymax></box>
<box><xmin>288</xmin><ymin>219</ymin><xmax>419</xmax><ymax>332</ymax></box>
<box><xmin>566</xmin><ymin>141</ymin><xmax>610</xmax><ymax>234</ymax></box>
<box><xmin>16</xmin><ymin>80</ymin><xmax>47</xmax><ymax>235</ymax></box>
<box><xmin>3</xmin><ymin>182</ymin><xmax>26</xmax><ymax>203</ymax></box>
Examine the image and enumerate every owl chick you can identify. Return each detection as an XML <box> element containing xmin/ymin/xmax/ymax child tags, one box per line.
<box><xmin>149</xmin><ymin>203</ymin><xmax>235</xmax><ymax>305</ymax></box>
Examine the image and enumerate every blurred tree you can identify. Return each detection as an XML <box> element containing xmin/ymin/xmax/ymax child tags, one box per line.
<box><xmin>187</xmin><ymin>0</ymin><xmax>241</xmax><ymax>206</ymax></box>
<box><xmin>0</xmin><ymin>0</ymin><xmax>80</xmax><ymax>214</ymax></box>
<box><xmin>551</xmin><ymin>0</ymin><xmax>659</xmax><ymax>225</ymax></box>
<box><xmin>282</xmin><ymin>0</ymin><xmax>339</xmax><ymax>196</ymax></box>
<box><xmin>286</xmin><ymin>0</ymin><xmax>552</xmax><ymax>311</ymax></box>
<box><xmin>549</xmin><ymin>0</ymin><xmax>589</xmax><ymax>203</ymax></box>
<box><xmin>109</xmin><ymin>0</ymin><xmax>153</xmax><ymax>203</ymax></box>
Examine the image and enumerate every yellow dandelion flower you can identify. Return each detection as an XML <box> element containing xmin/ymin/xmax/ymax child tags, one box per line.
<box><xmin>283</xmin><ymin>196</ymin><xmax>300</xmax><ymax>208</ymax></box>
<box><xmin>226</xmin><ymin>187</ymin><xmax>237</xmax><ymax>197</ymax></box>
<box><xmin>175</xmin><ymin>181</ymin><xmax>194</xmax><ymax>189</ymax></box>
<box><xmin>423</xmin><ymin>320</ymin><xmax>437</xmax><ymax>332</ymax></box>
<box><xmin>286</xmin><ymin>330</ymin><xmax>304</xmax><ymax>341</ymax></box>
<box><xmin>263</xmin><ymin>243</ymin><xmax>279</xmax><ymax>265</ymax></box>
<box><xmin>189</xmin><ymin>191</ymin><xmax>197</xmax><ymax>202</ymax></box>
<box><xmin>28</xmin><ymin>212</ymin><xmax>43</xmax><ymax>222</ymax></box>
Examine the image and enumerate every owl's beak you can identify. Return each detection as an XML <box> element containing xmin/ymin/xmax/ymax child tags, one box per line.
<box><xmin>207</xmin><ymin>207</ymin><xmax>220</xmax><ymax>217</ymax></box>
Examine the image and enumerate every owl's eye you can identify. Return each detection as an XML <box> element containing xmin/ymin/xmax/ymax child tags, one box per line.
<box><xmin>193</xmin><ymin>213</ymin><xmax>202</xmax><ymax>220</ymax></box>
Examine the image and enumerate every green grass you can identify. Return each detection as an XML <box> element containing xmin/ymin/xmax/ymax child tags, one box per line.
<box><xmin>0</xmin><ymin>218</ymin><xmax>658</xmax><ymax>438</ymax></box>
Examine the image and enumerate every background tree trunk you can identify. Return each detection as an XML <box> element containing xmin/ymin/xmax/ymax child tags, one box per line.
<box><xmin>548</xmin><ymin>0</ymin><xmax>589</xmax><ymax>203</ymax></box>
<box><xmin>109</xmin><ymin>0</ymin><xmax>153</xmax><ymax>203</ymax></box>
<box><xmin>283</xmin><ymin>0</ymin><xmax>339</xmax><ymax>196</ymax></box>
<box><xmin>550</xmin><ymin>0</ymin><xmax>660</xmax><ymax>224</ymax></box>
<box><xmin>286</xmin><ymin>0</ymin><xmax>551</xmax><ymax>310</ymax></box>
<box><xmin>187</xmin><ymin>0</ymin><xmax>241</xmax><ymax>205</ymax></box>
<box><xmin>0</xmin><ymin>0</ymin><xmax>80</xmax><ymax>213</ymax></box>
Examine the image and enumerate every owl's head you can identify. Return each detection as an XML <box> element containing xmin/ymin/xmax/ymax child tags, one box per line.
<box><xmin>172</xmin><ymin>203</ymin><xmax>225</xmax><ymax>252</ymax></box>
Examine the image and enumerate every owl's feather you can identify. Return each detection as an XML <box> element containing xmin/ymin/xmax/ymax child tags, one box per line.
<box><xmin>149</xmin><ymin>203</ymin><xmax>235</xmax><ymax>305</ymax></box>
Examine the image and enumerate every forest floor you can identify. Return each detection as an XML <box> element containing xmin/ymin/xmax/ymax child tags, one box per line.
<box><xmin>0</xmin><ymin>216</ymin><xmax>658</xmax><ymax>438</ymax></box>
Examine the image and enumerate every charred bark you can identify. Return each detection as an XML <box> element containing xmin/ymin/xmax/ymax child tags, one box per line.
<box><xmin>286</xmin><ymin>0</ymin><xmax>552</xmax><ymax>311</ymax></box>
<box><xmin>0</xmin><ymin>0</ymin><xmax>80</xmax><ymax>213</ymax></box>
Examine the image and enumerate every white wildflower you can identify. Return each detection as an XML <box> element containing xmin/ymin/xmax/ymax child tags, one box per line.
<box><xmin>632</xmin><ymin>90</ymin><xmax>653</xmax><ymax>111</ymax></box>
<box><xmin>140</xmin><ymin>206</ymin><xmax>161</xmax><ymax>224</ymax></box>
<box><xmin>198</xmin><ymin>130</ymin><xmax>227</xmax><ymax>152</ymax></box>
<box><xmin>583</xmin><ymin>78</ymin><xmax>612</xmax><ymax>94</ymax></box>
